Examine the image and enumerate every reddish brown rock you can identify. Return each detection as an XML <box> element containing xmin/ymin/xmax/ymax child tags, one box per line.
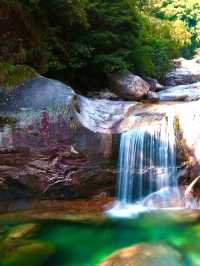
<box><xmin>0</xmin><ymin>145</ymin><xmax>116</xmax><ymax>202</ymax></box>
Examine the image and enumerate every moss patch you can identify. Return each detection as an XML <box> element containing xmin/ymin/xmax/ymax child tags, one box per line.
<box><xmin>0</xmin><ymin>62</ymin><xmax>37</xmax><ymax>94</ymax></box>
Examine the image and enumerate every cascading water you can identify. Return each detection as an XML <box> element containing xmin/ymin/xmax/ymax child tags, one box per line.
<box><xmin>117</xmin><ymin>113</ymin><xmax>177</xmax><ymax>205</ymax></box>
<box><xmin>108</xmin><ymin>112</ymin><xmax>182</xmax><ymax>217</ymax></box>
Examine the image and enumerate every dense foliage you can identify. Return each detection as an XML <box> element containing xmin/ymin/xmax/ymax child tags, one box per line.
<box><xmin>145</xmin><ymin>0</ymin><xmax>200</xmax><ymax>56</ymax></box>
<box><xmin>0</xmin><ymin>0</ymin><xmax>194</xmax><ymax>90</ymax></box>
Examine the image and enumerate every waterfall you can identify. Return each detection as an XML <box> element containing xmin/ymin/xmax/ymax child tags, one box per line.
<box><xmin>117</xmin><ymin>113</ymin><xmax>177</xmax><ymax>205</ymax></box>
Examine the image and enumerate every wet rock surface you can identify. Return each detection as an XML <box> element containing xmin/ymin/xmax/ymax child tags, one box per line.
<box><xmin>98</xmin><ymin>243</ymin><xmax>182</xmax><ymax>266</ymax></box>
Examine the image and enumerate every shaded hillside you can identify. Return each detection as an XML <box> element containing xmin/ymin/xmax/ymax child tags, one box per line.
<box><xmin>0</xmin><ymin>0</ymin><xmax>192</xmax><ymax>92</ymax></box>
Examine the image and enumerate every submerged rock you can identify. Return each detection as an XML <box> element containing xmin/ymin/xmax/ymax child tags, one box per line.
<box><xmin>6</xmin><ymin>223</ymin><xmax>39</xmax><ymax>240</ymax></box>
<box><xmin>0</xmin><ymin>240</ymin><xmax>55</xmax><ymax>266</ymax></box>
<box><xmin>108</xmin><ymin>72</ymin><xmax>150</xmax><ymax>100</ymax></box>
<box><xmin>98</xmin><ymin>243</ymin><xmax>182</xmax><ymax>266</ymax></box>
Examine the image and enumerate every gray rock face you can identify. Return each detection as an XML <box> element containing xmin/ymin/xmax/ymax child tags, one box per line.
<box><xmin>0</xmin><ymin>145</ymin><xmax>116</xmax><ymax>201</ymax></box>
<box><xmin>156</xmin><ymin>82</ymin><xmax>200</xmax><ymax>101</ymax></box>
<box><xmin>0</xmin><ymin>76</ymin><xmax>75</xmax><ymax>110</ymax></box>
<box><xmin>109</xmin><ymin>72</ymin><xmax>150</xmax><ymax>100</ymax></box>
<box><xmin>165</xmin><ymin>57</ymin><xmax>200</xmax><ymax>86</ymax></box>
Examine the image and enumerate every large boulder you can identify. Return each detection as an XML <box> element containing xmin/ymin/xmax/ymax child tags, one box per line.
<box><xmin>0</xmin><ymin>79</ymin><xmax>137</xmax><ymax>204</ymax></box>
<box><xmin>109</xmin><ymin>72</ymin><xmax>150</xmax><ymax>100</ymax></box>
<box><xmin>165</xmin><ymin>57</ymin><xmax>200</xmax><ymax>86</ymax></box>
<box><xmin>0</xmin><ymin>75</ymin><xmax>75</xmax><ymax>110</ymax></box>
<box><xmin>98</xmin><ymin>243</ymin><xmax>182</xmax><ymax>266</ymax></box>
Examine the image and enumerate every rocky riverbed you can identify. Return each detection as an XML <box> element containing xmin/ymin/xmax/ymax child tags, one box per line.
<box><xmin>1</xmin><ymin>56</ymin><xmax>200</xmax><ymax>209</ymax></box>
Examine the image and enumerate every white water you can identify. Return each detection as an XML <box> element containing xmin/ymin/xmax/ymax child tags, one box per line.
<box><xmin>117</xmin><ymin>113</ymin><xmax>177</xmax><ymax>206</ymax></box>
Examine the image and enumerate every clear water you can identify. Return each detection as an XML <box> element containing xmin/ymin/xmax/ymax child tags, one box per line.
<box><xmin>1</xmin><ymin>210</ymin><xmax>200</xmax><ymax>266</ymax></box>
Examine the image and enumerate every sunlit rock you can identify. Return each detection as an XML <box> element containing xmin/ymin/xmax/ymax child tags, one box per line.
<box><xmin>108</xmin><ymin>72</ymin><xmax>150</xmax><ymax>100</ymax></box>
<box><xmin>98</xmin><ymin>243</ymin><xmax>182</xmax><ymax>266</ymax></box>
<box><xmin>157</xmin><ymin>82</ymin><xmax>200</xmax><ymax>101</ymax></box>
<box><xmin>165</xmin><ymin>57</ymin><xmax>200</xmax><ymax>86</ymax></box>
<box><xmin>74</xmin><ymin>95</ymin><xmax>138</xmax><ymax>134</ymax></box>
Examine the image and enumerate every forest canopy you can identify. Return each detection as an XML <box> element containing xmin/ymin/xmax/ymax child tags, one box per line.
<box><xmin>0</xmin><ymin>0</ymin><xmax>197</xmax><ymax>90</ymax></box>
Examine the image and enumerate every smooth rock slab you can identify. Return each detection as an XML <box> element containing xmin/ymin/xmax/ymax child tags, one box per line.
<box><xmin>75</xmin><ymin>95</ymin><xmax>138</xmax><ymax>134</ymax></box>
<box><xmin>98</xmin><ymin>243</ymin><xmax>182</xmax><ymax>266</ymax></box>
<box><xmin>156</xmin><ymin>82</ymin><xmax>200</xmax><ymax>101</ymax></box>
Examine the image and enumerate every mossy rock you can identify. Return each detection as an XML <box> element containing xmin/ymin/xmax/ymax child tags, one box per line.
<box><xmin>6</xmin><ymin>223</ymin><xmax>40</xmax><ymax>240</ymax></box>
<box><xmin>1</xmin><ymin>240</ymin><xmax>55</xmax><ymax>266</ymax></box>
<box><xmin>0</xmin><ymin>62</ymin><xmax>37</xmax><ymax>95</ymax></box>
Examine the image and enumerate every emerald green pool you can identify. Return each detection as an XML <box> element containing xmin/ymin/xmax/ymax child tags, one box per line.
<box><xmin>0</xmin><ymin>210</ymin><xmax>200</xmax><ymax>266</ymax></box>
